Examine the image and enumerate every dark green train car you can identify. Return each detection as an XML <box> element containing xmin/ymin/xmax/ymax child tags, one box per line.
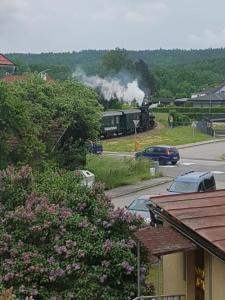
<box><xmin>120</xmin><ymin>109</ymin><xmax>141</xmax><ymax>134</ymax></box>
<box><xmin>101</xmin><ymin>107</ymin><xmax>155</xmax><ymax>138</ymax></box>
<box><xmin>101</xmin><ymin>111</ymin><xmax>123</xmax><ymax>137</ymax></box>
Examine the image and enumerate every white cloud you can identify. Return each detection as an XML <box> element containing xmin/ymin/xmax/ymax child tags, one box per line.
<box><xmin>1</xmin><ymin>0</ymin><xmax>225</xmax><ymax>52</ymax></box>
<box><xmin>93</xmin><ymin>1</ymin><xmax>168</xmax><ymax>24</ymax></box>
<box><xmin>187</xmin><ymin>28</ymin><xmax>225</xmax><ymax>49</ymax></box>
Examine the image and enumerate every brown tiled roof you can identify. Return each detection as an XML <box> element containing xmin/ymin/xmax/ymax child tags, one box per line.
<box><xmin>0</xmin><ymin>54</ymin><xmax>15</xmax><ymax>66</ymax></box>
<box><xmin>150</xmin><ymin>190</ymin><xmax>225</xmax><ymax>257</ymax></box>
<box><xmin>134</xmin><ymin>227</ymin><xmax>196</xmax><ymax>256</ymax></box>
<box><xmin>0</xmin><ymin>75</ymin><xmax>26</xmax><ymax>83</ymax></box>
<box><xmin>0</xmin><ymin>74</ymin><xmax>55</xmax><ymax>83</ymax></box>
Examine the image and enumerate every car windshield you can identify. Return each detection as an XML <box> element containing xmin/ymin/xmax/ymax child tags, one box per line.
<box><xmin>169</xmin><ymin>181</ymin><xmax>198</xmax><ymax>193</ymax></box>
<box><xmin>128</xmin><ymin>198</ymin><xmax>149</xmax><ymax>211</ymax></box>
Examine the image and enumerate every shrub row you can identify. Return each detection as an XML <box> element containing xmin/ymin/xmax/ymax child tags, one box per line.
<box><xmin>153</xmin><ymin>106</ymin><xmax>225</xmax><ymax>113</ymax></box>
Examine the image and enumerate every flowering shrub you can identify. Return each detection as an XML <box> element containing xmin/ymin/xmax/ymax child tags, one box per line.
<box><xmin>0</xmin><ymin>166</ymin><xmax>153</xmax><ymax>299</ymax></box>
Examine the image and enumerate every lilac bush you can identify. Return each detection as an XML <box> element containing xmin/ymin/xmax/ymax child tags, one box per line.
<box><xmin>0</xmin><ymin>165</ymin><xmax>153</xmax><ymax>299</ymax></box>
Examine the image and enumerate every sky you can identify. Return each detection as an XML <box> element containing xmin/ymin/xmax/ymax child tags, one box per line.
<box><xmin>1</xmin><ymin>0</ymin><xmax>225</xmax><ymax>53</ymax></box>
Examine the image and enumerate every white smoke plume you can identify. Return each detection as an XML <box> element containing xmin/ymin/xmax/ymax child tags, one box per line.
<box><xmin>73</xmin><ymin>69</ymin><xmax>145</xmax><ymax>105</ymax></box>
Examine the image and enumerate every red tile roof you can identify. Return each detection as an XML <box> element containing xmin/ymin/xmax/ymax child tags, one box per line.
<box><xmin>0</xmin><ymin>54</ymin><xmax>15</xmax><ymax>66</ymax></box>
<box><xmin>0</xmin><ymin>74</ymin><xmax>55</xmax><ymax>83</ymax></box>
<box><xmin>0</xmin><ymin>75</ymin><xmax>26</xmax><ymax>83</ymax></box>
<box><xmin>150</xmin><ymin>190</ymin><xmax>225</xmax><ymax>257</ymax></box>
<box><xmin>134</xmin><ymin>227</ymin><xmax>196</xmax><ymax>256</ymax></box>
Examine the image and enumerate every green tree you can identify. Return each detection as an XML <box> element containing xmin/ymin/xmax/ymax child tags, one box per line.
<box><xmin>0</xmin><ymin>75</ymin><xmax>102</xmax><ymax>169</ymax></box>
<box><xmin>134</xmin><ymin>59</ymin><xmax>156</xmax><ymax>97</ymax></box>
<box><xmin>102</xmin><ymin>48</ymin><xmax>134</xmax><ymax>74</ymax></box>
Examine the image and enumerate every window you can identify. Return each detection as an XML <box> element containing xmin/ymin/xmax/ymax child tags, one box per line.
<box><xmin>153</xmin><ymin>147</ymin><xmax>161</xmax><ymax>154</ymax></box>
<box><xmin>169</xmin><ymin>181</ymin><xmax>198</xmax><ymax>193</ymax></box>
<box><xmin>198</xmin><ymin>182</ymin><xmax>204</xmax><ymax>192</ymax></box>
<box><xmin>145</xmin><ymin>147</ymin><xmax>154</xmax><ymax>154</ymax></box>
<box><xmin>204</xmin><ymin>176</ymin><xmax>215</xmax><ymax>190</ymax></box>
<box><xmin>111</xmin><ymin>117</ymin><xmax>115</xmax><ymax>125</ymax></box>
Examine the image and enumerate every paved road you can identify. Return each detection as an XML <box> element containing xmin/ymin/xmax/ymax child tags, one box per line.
<box><xmin>179</xmin><ymin>140</ymin><xmax>225</xmax><ymax>160</ymax></box>
<box><xmin>110</xmin><ymin>140</ymin><xmax>225</xmax><ymax>208</ymax></box>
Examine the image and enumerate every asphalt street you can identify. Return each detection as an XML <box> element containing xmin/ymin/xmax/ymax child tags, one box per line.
<box><xmin>108</xmin><ymin>140</ymin><xmax>225</xmax><ymax>209</ymax></box>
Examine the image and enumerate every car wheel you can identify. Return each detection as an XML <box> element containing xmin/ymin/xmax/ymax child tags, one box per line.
<box><xmin>172</xmin><ymin>161</ymin><xmax>177</xmax><ymax>165</ymax></box>
<box><xmin>159</xmin><ymin>158</ymin><xmax>166</xmax><ymax>165</ymax></box>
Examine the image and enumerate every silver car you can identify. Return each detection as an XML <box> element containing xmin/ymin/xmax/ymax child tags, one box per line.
<box><xmin>126</xmin><ymin>195</ymin><xmax>152</xmax><ymax>224</ymax></box>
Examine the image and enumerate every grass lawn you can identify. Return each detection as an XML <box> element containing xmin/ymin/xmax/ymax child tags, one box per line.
<box><xmin>103</xmin><ymin>113</ymin><xmax>216</xmax><ymax>152</ymax></box>
<box><xmin>86</xmin><ymin>155</ymin><xmax>161</xmax><ymax>189</ymax></box>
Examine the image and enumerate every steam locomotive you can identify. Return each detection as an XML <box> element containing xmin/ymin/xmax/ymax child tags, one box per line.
<box><xmin>101</xmin><ymin>102</ymin><xmax>155</xmax><ymax>138</ymax></box>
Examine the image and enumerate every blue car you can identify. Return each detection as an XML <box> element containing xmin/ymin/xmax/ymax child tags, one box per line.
<box><xmin>88</xmin><ymin>142</ymin><xmax>103</xmax><ymax>155</ymax></box>
<box><xmin>135</xmin><ymin>145</ymin><xmax>180</xmax><ymax>165</ymax></box>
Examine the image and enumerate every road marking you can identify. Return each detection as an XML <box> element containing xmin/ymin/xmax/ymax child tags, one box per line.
<box><xmin>180</xmin><ymin>162</ymin><xmax>196</xmax><ymax>166</ymax></box>
<box><xmin>211</xmin><ymin>171</ymin><xmax>225</xmax><ymax>174</ymax></box>
<box><xmin>161</xmin><ymin>165</ymin><xmax>176</xmax><ymax>168</ymax></box>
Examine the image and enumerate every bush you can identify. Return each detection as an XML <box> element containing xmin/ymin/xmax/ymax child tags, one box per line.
<box><xmin>0</xmin><ymin>165</ymin><xmax>153</xmax><ymax>299</ymax></box>
<box><xmin>86</xmin><ymin>156</ymin><xmax>156</xmax><ymax>189</ymax></box>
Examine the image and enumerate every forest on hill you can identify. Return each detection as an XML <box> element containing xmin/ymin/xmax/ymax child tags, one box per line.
<box><xmin>5</xmin><ymin>48</ymin><xmax>225</xmax><ymax>100</ymax></box>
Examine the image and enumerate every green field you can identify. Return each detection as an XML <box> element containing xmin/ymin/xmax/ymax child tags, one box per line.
<box><xmin>103</xmin><ymin>113</ymin><xmax>216</xmax><ymax>152</ymax></box>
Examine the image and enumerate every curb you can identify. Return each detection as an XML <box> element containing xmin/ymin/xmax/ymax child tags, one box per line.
<box><xmin>107</xmin><ymin>177</ymin><xmax>173</xmax><ymax>199</ymax></box>
<box><xmin>176</xmin><ymin>138</ymin><xmax>225</xmax><ymax>149</ymax></box>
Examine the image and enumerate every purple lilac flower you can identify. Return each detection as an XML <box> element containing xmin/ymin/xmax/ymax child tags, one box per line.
<box><xmin>47</xmin><ymin>256</ymin><xmax>55</xmax><ymax>264</ymax></box>
<box><xmin>103</xmin><ymin>221</ymin><xmax>112</xmax><ymax>229</ymax></box>
<box><xmin>66</xmin><ymin>240</ymin><xmax>76</xmax><ymax>248</ymax></box>
<box><xmin>78</xmin><ymin>250</ymin><xmax>86</xmax><ymax>258</ymax></box>
<box><xmin>103</xmin><ymin>239</ymin><xmax>113</xmax><ymax>253</ymax></box>
<box><xmin>126</xmin><ymin>239</ymin><xmax>136</xmax><ymax>249</ymax></box>
<box><xmin>3</xmin><ymin>272</ymin><xmax>14</xmax><ymax>281</ymax></box>
<box><xmin>121</xmin><ymin>261</ymin><xmax>134</xmax><ymax>274</ymax></box>
<box><xmin>78</xmin><ymin>202</ymin><xmax>87</xmax><ymax>211</ymax></box>
<box><xmin>72</xmin><ymin>263</ymin><xmax>80</xmax><ymax>271</ymax></box>
<box><xmin>31</xmin><ymin>288</ymin><xmax>38</xmax><ymax>296</ymax></box>
<box><xmin>101</xmin><ymin>260</ymin><xmax>110</xmax><ymax>268</ymax></box>
<box><xmin>19</xmin><ymin>285</ymin><xmax>26</xmax><ymax>293</ymax></box>
<box><xmin>78</xmin><ymin>220</ymin><xmax>89</xmax><ymax>228</ymax></box>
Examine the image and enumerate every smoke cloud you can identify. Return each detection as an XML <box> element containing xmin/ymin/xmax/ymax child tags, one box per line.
<box><xmin>73</xmin><ymin>69</ymin><xmax>145</xmax><ymax>105</ymax></box>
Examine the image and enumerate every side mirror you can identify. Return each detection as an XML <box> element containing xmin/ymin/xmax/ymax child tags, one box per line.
<box><xmin>125</xmin><ymin>205</ymin><xmax>128</xmax><ymax>209</ymax></box>
<box><xmin>166</xmin><ymin>188</ymin><xmax>169</xmax><ymax>191</ymax></box>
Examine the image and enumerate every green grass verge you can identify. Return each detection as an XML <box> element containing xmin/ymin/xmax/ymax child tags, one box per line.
<box><xmin>86</xmin><ymin>155</ymin><xmax>160</xmax><ymax>189</ymax></box>
<box><xmin>103</xmin><ymin>125</ymin><xmax>215</xmax><ymax>152</ymax></box>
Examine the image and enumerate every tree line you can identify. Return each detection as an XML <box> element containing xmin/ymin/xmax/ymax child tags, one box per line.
<box><xmin>6</xmin><ymin>47</ymin><xmax>225</xmax><ymax>101</ymax></box>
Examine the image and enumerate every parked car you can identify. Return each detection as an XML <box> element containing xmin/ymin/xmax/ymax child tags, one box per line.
<box><xmin>126</xmin><ymin>194</ymin><xmax>163</xmax><ymax>226</ymax></box>
<box><xmin>87</xmin><ymin>142</ymin><xmax>103</xmax><ymax>154</ymax></box>
<box><xmin>135</xmin><ymin>145</ymin><xmax>180</xmax><ymax>165</ymax></box>
<box><xmin>167</xmin><ymin>171</ymin><xmax>216</xmax><ymax>194</ymax></box>
<box><xmin>126</xmin><ymin>195</ymin><xmax>151</xmax><ymax>224</ymax></box>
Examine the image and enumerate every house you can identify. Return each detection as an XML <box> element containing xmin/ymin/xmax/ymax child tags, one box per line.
<box><xmin>134</xmin><ymin>189</ymin><xmax>225</xmax><ymax>300</ymax></box>
<box><xmin>0</xmin><ymin>54</ymin><xmax>16</xmax><ymax>74</ymax></box>
<box><xmin>188</xmin><ymin>93</ymin><xmax>225</xmax><ymax>107</ymax></box>
<box><xmin>189</xmin><ymin>81</ymin><xmax>225</xmax><ymax>107</ymax></box>
<box><xmin>191</xmin><ymin>81</ymin><xmax>225</xmax><ymax>99</ymax></box>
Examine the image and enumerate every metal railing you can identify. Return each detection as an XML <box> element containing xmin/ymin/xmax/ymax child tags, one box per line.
<box><xmin>133</xmin><ymin>295</ymin><xmax>186</xmax><ymax>300</ymax></box>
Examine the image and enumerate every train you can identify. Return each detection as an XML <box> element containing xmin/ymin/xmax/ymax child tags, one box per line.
<box><xmin>101</xmin><ymin>104</ymin><xmax>155</xmax><ymax>138</ymax></box>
